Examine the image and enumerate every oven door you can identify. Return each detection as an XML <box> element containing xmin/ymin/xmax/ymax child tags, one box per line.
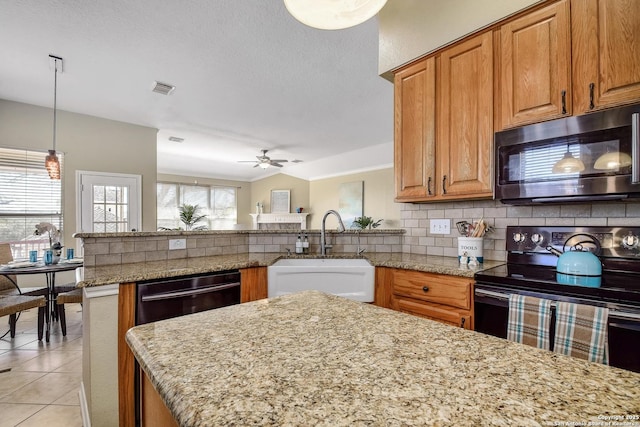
<box><xmin>474</xmin><ymin>286</ymin><xmax>640</xmax><ymax>373</ymax></box>
<box><xmin>495</xmin><ymin>104</ymin><xmax>640</xmax><ymax>204</ymax></box>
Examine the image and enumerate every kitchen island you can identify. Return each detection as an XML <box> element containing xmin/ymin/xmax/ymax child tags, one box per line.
<box><xmin>127</xmin><ymin>291</ymin><xmax>640</xmax><ymax>426</ymax></box>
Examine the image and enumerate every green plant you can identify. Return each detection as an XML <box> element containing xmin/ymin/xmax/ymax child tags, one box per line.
<box><xmin>351</xmin><ymin>216</ymin><xmax>383</xmax><ymax>230</ymax></box>
<box><xmin>179</xmin><ymin>204</ymin><xmax>208</xmax><ymax>230</ymax></box>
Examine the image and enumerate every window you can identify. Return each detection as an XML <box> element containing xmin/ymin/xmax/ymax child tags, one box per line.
<box><xmin>0</xmin><ymin>148</ymin><xmax>63</xmax><ymax>259</ymax></box>
<box><xmin>157</xmin><ymin>182</ymin><xmax>237</xmax><ymax>230</ymax></box>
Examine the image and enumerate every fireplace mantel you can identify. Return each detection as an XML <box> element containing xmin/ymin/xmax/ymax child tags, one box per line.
<box><xmin>249</xmin><ymin>213</ymin><xmax>309</xmax><ymax>230</ymax></box>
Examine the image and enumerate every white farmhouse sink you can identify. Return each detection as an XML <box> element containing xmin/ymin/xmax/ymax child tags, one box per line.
<box><xmin>267</xmin><ymin>258</ymin><xmax>375</xmax><ymax>302</ymax></box>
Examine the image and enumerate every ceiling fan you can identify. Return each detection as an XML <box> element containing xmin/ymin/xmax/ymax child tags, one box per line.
<box><xmin>239</xmin><ymin>149</ymin><xmax>289</xmax><ymax>169</ymax></box>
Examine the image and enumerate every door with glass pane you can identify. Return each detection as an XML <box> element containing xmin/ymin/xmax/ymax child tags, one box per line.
<box><xmin>77</xmin><ymin>171</ymin><xmax>141</xmax><ymax>233</ymax></box>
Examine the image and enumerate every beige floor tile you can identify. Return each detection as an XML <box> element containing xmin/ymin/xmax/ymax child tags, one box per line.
<box><xmin>0</xmin><ymin>371</ymin><xmax>82</xmax><ymax>405</ymax></box>
<box><xmin>0</xmin><ymin>333</ymin><xmax>40</xmax><ymax>350</ymax></box>
<box><xmin>52</xmin><ymin>355</ymin><xmax>83</xmax><ymax>374</ymax></box>
<box><xmin>15</xmin><ymin>404</ymin><xmax>82</xmax><ymax>427</ymax></box>
<box><xmin>0</xmin><ymin>371</ymin><xmax>46</xmax><ymax>399</ymax></box>
<box><xmin>51</xmin><ymin>388</ymin><xmax>79</xmax><ymax>406</ymax></box>
<box><xmin>0</xmin><ymin>350</ymin><xmax>40</xmax><ymax>371</ymax></box>
<box><xmin>0</xmin><ymin>402</ymin><xmax>45</xmax><ymax>427</ymax></box>
<box><xmin>14</xmin><ymin>350</ymin><xmax>81</xmax><ymax>373</ymax></box>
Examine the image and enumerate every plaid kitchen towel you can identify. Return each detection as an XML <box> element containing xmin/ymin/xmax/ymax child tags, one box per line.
<box><xmin>506</xmin><ymin>294</ymin><xmax>552</xmax><ymax>350</ymax></box>
<box><xmin>553</xmin><ymin>302</ymin><xmax>609</xmax><ymax>365</ymax></box>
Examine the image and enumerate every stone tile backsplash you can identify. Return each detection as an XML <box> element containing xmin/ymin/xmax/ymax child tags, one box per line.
<box><xmin>399</xmin><ymin>199</ymin><xmax>640</xmax><ymax>261</ymax></box>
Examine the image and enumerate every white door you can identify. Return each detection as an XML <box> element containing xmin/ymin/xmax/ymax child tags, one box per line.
<box><xmin>76</xmin><ymin>171</ymin><xmax>142</xmax><ymax>233</ymax></box>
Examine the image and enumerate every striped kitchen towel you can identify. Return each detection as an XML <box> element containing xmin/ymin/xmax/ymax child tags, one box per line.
<box><xmin>506</xmin><ymin>294</ymin><xmax>552</xmax><ymax>350</ymax></box>
<box><xmin>553</xmin><ymin>302</ymin><xmax>609</xmax><ymax>365</ymax></box>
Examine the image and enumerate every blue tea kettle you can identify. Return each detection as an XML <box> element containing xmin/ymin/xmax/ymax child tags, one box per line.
<box><xmin>547</xmin><ymin>234</ymin><xmax>602</xmax><ymax>287</ymax></box>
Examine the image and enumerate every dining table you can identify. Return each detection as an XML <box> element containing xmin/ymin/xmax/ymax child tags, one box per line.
<box><xmin>0</xmin><ymin>260</ymin><xmax>83</xmax><ymax>341</ymax></box>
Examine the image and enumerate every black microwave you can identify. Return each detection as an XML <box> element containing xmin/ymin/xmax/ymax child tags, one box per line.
<box><xmin>495</xmin><ymin>104</ymin><xmax>640</xmax><ymax>204</ymax></box>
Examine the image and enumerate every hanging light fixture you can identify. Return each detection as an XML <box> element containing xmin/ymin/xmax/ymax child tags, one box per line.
<box><xmin>283</xmin><ymin>0</ymin><xmax>388</xmax><ymax>30</ymax></box>
<box><xmin>594</xmin><ymin>151</ymin><xmax>632</xmax><ymax>170</ymax></box>
<box><xmin>552</xmin><ymin>145</ymin><xmax>585</xmax><ymax>174</ymax></box>
<box><xmin>45</xmin><ymin>55</ymin><xmax>63</xmax><ymax>180</ymax></box>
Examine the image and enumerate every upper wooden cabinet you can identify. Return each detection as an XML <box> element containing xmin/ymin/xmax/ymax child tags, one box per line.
<box><xmin>437</xmin><ymin>32</ymin><xmax>494</xmax><ymax>199</ymax></box>
<box><xmin>393</xmin><ymin>32</ymin><xmax>493</xmax><ymax>202</ymax></box>
<box><xmin>394</xmin><ymin>57</ymin><xmax>436</xmax><ymax>201</ymax></box>
<box><xmin>571</xmin><ymin>0</ymin><xmax>640</xmax><ymax>113</ymax></box>
<box><xmin>498</xmin><ymin>0</ymin><xmax>640</xmax><ymax>129</ymax></box>
<box><xmin>499</xmin><ymin>0</ymin><xmax>572</xmax><ymax>128</ymax></box>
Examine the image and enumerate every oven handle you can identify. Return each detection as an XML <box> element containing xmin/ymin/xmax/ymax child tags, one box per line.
<box><xmin>632</xmin><ymin>112</ymin><xmax>639</xmax><ymax>184</ymax></box>
<box><xmin>474</xmin><ymin>288</ymin><xmax>640</xmax><ymax>321</ymax></box>
<box><xmin>140</xmin><ymin>282</ymin><xmax>240</xmax><ymax>302</ymax></box>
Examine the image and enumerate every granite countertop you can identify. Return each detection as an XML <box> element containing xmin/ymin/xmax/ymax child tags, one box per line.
<box><xmin>78</xmin><ymin>252</ymin><xmax>503</xmax><ymax>287</ymax></box>
<box><xmin>126</xmin><ymin>291</ymin><xmax>640</xmax><ymax>426</ymax></box>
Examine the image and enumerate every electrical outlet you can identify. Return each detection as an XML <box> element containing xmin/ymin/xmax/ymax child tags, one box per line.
<box><xmin>168</xmin><ymin>238</ymin><xmax>186</xmax><ymax>250</ymax></box>
<box><xmin>430</xmin><ymin>219</ymin><xmax>450</xmax><ymax>235</ymax></box>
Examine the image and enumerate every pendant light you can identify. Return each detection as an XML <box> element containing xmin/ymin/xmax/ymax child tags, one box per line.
<box><xmin>45</xmin><ymin>55</ymin><xmax>63</xmax><ymax>180</ymax></box>
<box><xmin>594</xmin><ymin>151</ymin><xmax>632</xmax><ymax>170</ymax></box>
<box><xmin>552</xmin><ymin>145</ymin><xmax>585</xmax><ymax>174</ymax></box>
<box><xmin>284</xmin><ymin>0</ymin><xmax>388</xmax><ymax>30</ymax></box>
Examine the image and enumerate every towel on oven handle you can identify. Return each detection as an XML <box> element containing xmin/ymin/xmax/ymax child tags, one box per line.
<box><xmin>507</xmin><ymin>294</ymin><xmax>552</xmax><ymax>350</ymax></box>
<box><xmin>553</xmin><ymin>302</ymin><xmax>609</xmax><ymax>365</ymax></box>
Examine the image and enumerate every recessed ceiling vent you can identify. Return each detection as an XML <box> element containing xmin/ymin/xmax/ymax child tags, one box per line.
<box><xmin>168</xmin><ymin>136</ymin><xmax>184</xmax><ymax>143</ymax></box>
<box><xmin>152</xmin><ymin>81</ymin><xmax>175</xmax><ymax>95</ymax></box>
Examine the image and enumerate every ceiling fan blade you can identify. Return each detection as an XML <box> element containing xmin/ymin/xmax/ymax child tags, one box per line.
<box><xmin>238</xmin><ymin>161</ymin><xmax>258</xmax><ymax>163</ymax></box>
<box><xmin>253</xmin><ymin>163</ymin><xmax>260</xmax><ymax>168</ymax></box>
<box><xmin>270</xmin><ymin>159</ymin><xmax>288</xmax><ymax>163</ymax></box>
<box><xmin>270</xmin><ymin>162</ymin><xmax>284</xmax><ymax>167</ymax></box>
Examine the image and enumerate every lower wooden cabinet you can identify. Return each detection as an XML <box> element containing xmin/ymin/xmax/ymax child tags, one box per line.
<box><xmin>140</xmin><ymin>368</ymin><xmax>179</xmax><ymax>427</ymax></box>
<box><xmin>240</xmin><ymin>267</ymin><xmax>268</xmax><ymax>303</ymax></box>
<box><xmin>376</xmin><ymin>267</ymin><xmax>474</xmax><ymax>329</ymax></box>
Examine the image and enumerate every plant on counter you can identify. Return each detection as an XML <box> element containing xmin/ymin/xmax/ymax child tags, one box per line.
<box><xmin>159</xmin><ymin>204</ymin><xmax>208</xmax><ymax>231</ymax></box>
<box><xmin>34</xmin><ymin>222</ymin><xmax>61</xmax><ymax>247</ymax></box>
<box><xmin>351</xmin><ymin>216</ymin><xmax>383</xmax><ymax>230</ymax></box>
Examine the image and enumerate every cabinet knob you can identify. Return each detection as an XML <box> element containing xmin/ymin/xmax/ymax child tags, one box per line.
<box><xmin>422</xmin><ymin>286</ymin><xmax>429</xmax><ymax>292</ymax></box>
<box><xmin>460</xmin><ymin>318</ymin><xmax>466</xmax><ymax>328</ymax></box>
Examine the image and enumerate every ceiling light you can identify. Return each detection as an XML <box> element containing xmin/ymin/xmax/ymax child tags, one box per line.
<box><xmin>552</xmin><ymin>146</ymin><xmax>585</xmax><ymax>174</ymax></box>
<box><xmin>152</xmin><ymin>81</ymin><xmax>175</xmax><ymax>95</ymax></box>
<box><xmin>168</xmin><ymin>136</ymin><xmax>184</xmax><ymax>143</ymax></box>
<box><xmin>259</xmin><ymin>162</ymin><xmax>270</xmax><ymax>169</ymax></box>
<box><xmin>283</xmin><ymin>0</ymin><xmax>388</xmax><ymax>30</ymax></box>
<box><xmin>594</xmin><ymin>151</ymin><xmax>632</xmax><ymax>170</ymax></box>
<box><xmin>46</xmin><ymin>55</ymin><xmax>62</xmax><ymax>180</ymax></box>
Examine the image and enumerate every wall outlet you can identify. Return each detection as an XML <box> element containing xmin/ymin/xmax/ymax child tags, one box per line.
<box><xmin>430</xmin><ymin>219</ymin><xmax>450</xmax><ymax>234</ymax></box>
<box><xmin>168</xmin><ymin>238</ymin><xmax>186</xmax><ymax>250</ymax></box>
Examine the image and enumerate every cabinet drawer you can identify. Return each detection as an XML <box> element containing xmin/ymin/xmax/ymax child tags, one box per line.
<box><xmin>394</xmin><ymin>297</ymin><xmax>471</xmax><ymax>329</ymax></box>
<box><xmin>392</xmin><ymin>270</ymin><xmax>471</xmax><ymax>310</ymax></box>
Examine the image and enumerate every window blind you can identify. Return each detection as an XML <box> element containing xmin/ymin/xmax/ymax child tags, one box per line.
<box><xmin>0</xmin><ymin>147</ymin><xmax>63</xmax><ymax>258</ymax></box>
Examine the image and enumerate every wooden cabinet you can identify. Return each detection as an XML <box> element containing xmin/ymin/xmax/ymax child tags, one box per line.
<box><xmin>240</xmin><ymin>267</ymin><xmax>268</xmax><ymax>303</ymax></box>
<box><xmin>498</xmin><ymin>0</ymin><xmax>640</xmax><ymax>129</ymax></box>
<box><xmin>394</xmin><ymin>57</ymin><xmax>436</xmax><ymax>201</ymax></box>
<box><xmin>437</xmin><ymin>31</ymin><xmax>494</xmax><ymax>199</ymax></box>
<box><xmin>393</xmin><ymin>31</ymin><xmax>493</xmax><ymax>202</ymax></box>
<box><xmin>571</xmin><ymin>0</ymin><xmax>640</xmax><ymax>113</ymax></box>
<box><xmin>498</xmin><ymin>0</ymin><xmax>572</xmax><ymax>128</ymax></box>
<box><xmin>140</xmin><ymin>368</ymin><xmax>179</xmax><ymax>427</ymax></box>
<box><xmin>378</xmin><ymin>268</ymin><xmax>474</xmax><ymax>329</ymax></box>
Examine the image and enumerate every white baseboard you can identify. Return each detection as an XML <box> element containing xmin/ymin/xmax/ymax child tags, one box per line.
<box><xmin>79</xmin><ymin>381</ymin><xmax>91</xmax><ymax>427</ymax></box>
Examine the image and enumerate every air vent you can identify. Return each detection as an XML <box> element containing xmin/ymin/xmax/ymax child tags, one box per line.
<box><xmin>168</xmin><ymin>136</ymin><xmax>184</xmax><ymax>143</ymax></box>
<box><xmin>152</xmin><ymin>81</ymin><xmax>175</xmax><ymax>95</ymax></box>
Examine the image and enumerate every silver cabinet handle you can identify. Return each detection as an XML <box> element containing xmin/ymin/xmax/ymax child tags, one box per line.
<box><xmin>140</xmin><ymin>282</ymin><xmax>240</xmax><ymax>302</ymax></box>
<box><xmin>632</xmin><ymin>112</ymin><xmax>639</xmax><ymax>184</ymax></box>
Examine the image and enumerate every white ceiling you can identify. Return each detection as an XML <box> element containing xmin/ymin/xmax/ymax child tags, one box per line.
<box><xmin>0</xmin><ymin>0</ymin><xmax>394</xmax><ymax>182</ymax></box>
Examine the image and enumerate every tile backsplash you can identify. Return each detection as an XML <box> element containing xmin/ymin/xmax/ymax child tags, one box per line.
<box><xmin>400</xmin><ymin>199</ymin><xmax>640</xmax><ymax>261</ymax></box>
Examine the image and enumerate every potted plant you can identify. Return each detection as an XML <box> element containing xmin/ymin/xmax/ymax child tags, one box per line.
<box><xmin>179</xmin><ymin>204</ymin><xmax>208</xmax><ymax>230</ymax></box>
<box><xmin>351</xmin><ymin>216</ymin><xmax>383</xmax><ymax>230</ymax></box>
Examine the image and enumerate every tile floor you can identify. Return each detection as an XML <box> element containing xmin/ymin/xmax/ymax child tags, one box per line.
<box><xmin>0</xmin><ymin>303</ymin><xmax>83</xmax><ymax>427</ymax></box>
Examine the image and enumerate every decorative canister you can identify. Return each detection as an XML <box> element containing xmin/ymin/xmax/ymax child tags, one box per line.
<box><xmin>458</xmin><ymin>237</ymin><xmax>484</xmax><ymax>264</ymax></box>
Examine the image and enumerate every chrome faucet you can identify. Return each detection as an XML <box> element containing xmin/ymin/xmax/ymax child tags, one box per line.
<box><xmin>320</xmin><ymin>210</ymin><xmax>346</xmax><ymax>256</ymax></box>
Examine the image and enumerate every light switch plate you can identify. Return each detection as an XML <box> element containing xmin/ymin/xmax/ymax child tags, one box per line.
<box><xmin>430</xmin><ymin>219</ymin><xmax>450</xmax><ymax>234</ymax></box>
<box><xmin>169</xmin><ymin>238</ymin><xmax>186</xmax><ymax>250</ymax></box>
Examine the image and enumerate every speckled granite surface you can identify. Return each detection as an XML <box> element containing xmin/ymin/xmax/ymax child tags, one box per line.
<box><xmin>78</xmin><ymin>252</ymin><xmax>502</xmax><ymax>286</ymax></box>
<box><xmin>126</xmin><ymin>291</ymin><xmax>640</xmax><ymax>426</ymax></box>
<box><xmin>74</xmin><ymin>229</ymin><xmax>406</xmax><ymax>238</ymax></box>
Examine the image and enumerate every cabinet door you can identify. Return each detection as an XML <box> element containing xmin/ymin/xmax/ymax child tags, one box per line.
<box><xmin>393</xmin><ymin>296</ymin><xmax>472</xmax><ymax>330</ymax></box>
<box><xmin>392</xmin><ymin>269</ymin><xmax>472</xmax><ymax>310</ymax></box>
<box><xmin>572</xmin><ymin>0</ymin><xmax>640</xmax><ymax>113</ymax></box>
<box><xmin>394</xmin><ymin>57</ymin><xmax>436</xmax><ymax>201</ymax></box>
<box><xmin>240</xmin><ymin>267</ymin><xmax>267</xmax><ymax>303</ymax></box>
<box><xmin>499</xmin><ymin>0</ymin><xmax>571</xmax><ymax>128</ymax></box>
<box><xmin>438</xmin><ymin>31</ymin><xmax>494</xmax><ymax>198</ymax></box>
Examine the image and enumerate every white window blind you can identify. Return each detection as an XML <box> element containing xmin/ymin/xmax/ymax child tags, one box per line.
<box><xmin>157</xmin><ymin>182</ymin><xmax>237</xmax><ymax>230</ymax></box>
<box><xmin>0</xmin><ymin>147</ymin><xmax>63</xmax><ymax>259</ymax></box>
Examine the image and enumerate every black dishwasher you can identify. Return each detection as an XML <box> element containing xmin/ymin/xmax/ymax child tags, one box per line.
<box><xmin>136</xmin><ymin>270</ymin><xmax>241</xmax><ymax>325</ymax></box>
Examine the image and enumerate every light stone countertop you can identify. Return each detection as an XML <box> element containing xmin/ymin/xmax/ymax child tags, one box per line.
<box><xmin>78</xmin><ymin>252</ymin><xmax>503</xmax><ymax>287</ymax></box>
<box><xmin>126</xmin><ymin>291</ymin><xmax>640</xmax><ymax>427</ymax></box>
